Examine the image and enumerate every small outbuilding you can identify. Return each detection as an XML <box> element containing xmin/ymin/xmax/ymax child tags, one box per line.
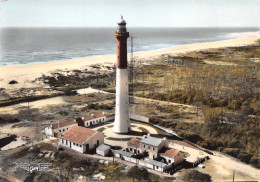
<box><xmin>146</xmin><ymin>159</ymin><xmax>168</xmax><ymax>172</ymax></box>
<box><xmin>96</xmin><ymin>144</ymin><xmax>111</xmax><ymax>156</ymax></box>
<box><xmin>160</xmin><ymin>148</ymin><xmax>184</xmax><ymax>166</ymax></box>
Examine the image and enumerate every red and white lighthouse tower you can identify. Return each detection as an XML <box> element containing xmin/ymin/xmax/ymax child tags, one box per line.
<box><xmin>114</xmin><ymin>16</ymin><xmax>131</xmax><ymax>133</ymax></box>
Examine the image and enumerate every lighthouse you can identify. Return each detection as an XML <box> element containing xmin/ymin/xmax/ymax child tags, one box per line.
<box><xmin>114</xmin><ymin>16</ymin><xmax>131</xmax><ymax>134</ymax></box>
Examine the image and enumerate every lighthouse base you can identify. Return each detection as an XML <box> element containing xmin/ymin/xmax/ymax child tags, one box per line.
<box><xmin>114</xmin><ymin>68</ymin><xmax>131</xmax><ymax>134</ymax></box>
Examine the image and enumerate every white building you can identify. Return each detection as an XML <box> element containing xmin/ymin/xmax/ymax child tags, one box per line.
<box><xmin>124</xmin><ymin>135</ymin><xmax>185</xmax><ymax>173</ymax></box>
<box><xmin>58</xmin><ymin>126</ymin><xmax>104</xmax><ymax>153</ymax></box>
<box><xmin>82</xmin><ymin>113</ymin><xmax>106</xmax><ymax>127</ymax></box>
<box><xmin>96</xmin><ymin>144</ymin><xmax>111</xmax><ymax>156</ymax></box>
<box><xmin>44</xmin><ymin>120</ymin><xmax>78</xmax><ymax>137</ymax></box>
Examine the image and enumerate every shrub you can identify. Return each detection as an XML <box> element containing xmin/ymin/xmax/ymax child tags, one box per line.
<box><xmin>182</xmin><ymin>170</ymin><xmax>212</xmax><ymax>182</ymax></box>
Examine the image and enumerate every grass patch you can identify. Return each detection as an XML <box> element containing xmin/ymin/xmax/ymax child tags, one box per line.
<box><xmin>37</xmin><ymin>143</ymin><xmax>57</xmax><ymax>151</ymax></box>
<box><xmin>12</xmin><ymin>147</ymin><xmax>29</xmax><ymax>159</ymax></box>
<box><xmin>97</xmin><ymin>127</ymin><xmax>106</xmax><ymax>132</ymax></box>
<box><xmin>106</xmin><ymin>137</ymin><xmax>132</xmax><ymax>141</ymax></box>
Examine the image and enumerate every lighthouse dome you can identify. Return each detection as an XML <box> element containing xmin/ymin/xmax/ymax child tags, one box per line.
<box><xmin>118</xmin><ymin>15</ymin><xmax>126</xmax><ymax>25</ymax></box>
<box><xmin>117</xmin><ymin>16</ymin><xmax>127</xmax><ymax>33</ymax></box>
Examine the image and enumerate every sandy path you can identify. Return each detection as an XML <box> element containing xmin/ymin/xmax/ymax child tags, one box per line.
<box><xmin>210</xmin><ymin>152</ymin><xmax>260</xmax><ymax>180</ymax></box>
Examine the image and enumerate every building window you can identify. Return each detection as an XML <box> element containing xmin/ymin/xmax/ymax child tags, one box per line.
<box><xmin>156</xmin><ymin>166</ymin><xmax>158</xmax><ymax>169</ymax></box>
<box><xmin>130</xmin><ymin>148</ymin><xmax>132</xmax><ymax>151</ymax></box>
<box><xmin>62</xmin><ymin>139</ymin><xmax>63</xmax><ymax>143</ymax></box>
<box><xmin>148</xmin><ymin>146</ymin><xmax>150</xmax><ymax>149</ymax></box>
<box><xmin>103</xmin><ymin>118</ymin><xmax>104</xmax><ymax>121</ymax></box>
<box><xmin>97</xmin><ymin>140</ymin><xmax>99</xmax><ymax>145</ymax></box>
<box><xmin>168</xmin><ymin>159</ymin><xmax>171</xmax><ymax>163</ymax></box>
<box><xmin>59</xmin><ymin>130</ymin><xmax>61</xmax><ymax>132</ymax></box>
<box><xmin>66</xmin><ymin>140</ymin><xmax>67</xmax><ymax>145</ymax></box>
<box><xmin>80</xmin><ymin>145</ymin><xmax>82</xmax><ymax>147</ymax></box>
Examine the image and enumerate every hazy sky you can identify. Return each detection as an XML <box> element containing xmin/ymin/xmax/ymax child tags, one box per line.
<box><xmin>0</xmin><ymin>0</ymin><xmax>259</xmax><ymax>27</ymax></box>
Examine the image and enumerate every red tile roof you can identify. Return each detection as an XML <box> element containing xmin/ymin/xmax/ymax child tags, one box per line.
<box><xmin>83</xmin><ymin>113</ymin><xmax>105</xmax><ymax>121</ymax></box>
<box><xmin>83</xmin><ymin>115</ymin><xmax>95</xmax><ymax>121</ymax></box>
<box><xmin>52</xmin><ymin>120</ymin><xmax>77</xmax><ymax>129</ymax></box>
<box><xmin>160</xmin><ymin>148</ymin><xmax>180</xmax><ymax>158</ymax></box>
<box><xmin>94</xmin><ymin>113</ymin><xmax>105</xmax><ymax>118</ymax></box>
<box><xmin>127</xmin><ymin>138</ymin><xmax>141</xmax><ymax>148</ymax></box>
<box><xmin>60</xmin><ymin>126</ymin><xmax>97</xmax><ymax>144</ymax></box>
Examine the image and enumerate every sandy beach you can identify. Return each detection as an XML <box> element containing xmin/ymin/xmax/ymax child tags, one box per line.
<box><xmin>0</xmin><ymin>37</ymin><xmax>259</xmax><ymax>93</ymax></box>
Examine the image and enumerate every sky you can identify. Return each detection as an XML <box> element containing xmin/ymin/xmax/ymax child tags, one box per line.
<box><xmin>0</xmin><ymin>0</ymin><xmax>259</xmax><ymax>27</ymax></box>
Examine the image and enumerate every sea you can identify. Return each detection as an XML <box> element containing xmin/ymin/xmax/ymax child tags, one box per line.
<box><xmin>0</xmin><ymin>27</ymin><xmax>259</xmax><ymax>66</ymax></box>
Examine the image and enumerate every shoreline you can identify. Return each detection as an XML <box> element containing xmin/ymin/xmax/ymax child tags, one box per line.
<box><xmin>1</xmin><ymin>35</ymin><xmax>259</xmax><ymax>68</ymax></box>
<box><xmin>0</xmin><ymin>36</ymin><xmax>259</xmax><ymax>91</ymax></box>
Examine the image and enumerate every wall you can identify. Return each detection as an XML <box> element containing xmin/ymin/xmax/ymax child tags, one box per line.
<box><xmin>58</xmin><ymin>138</ymin><xmax>84</xmax><ymax>153</ymax></box>
<box><xmin>44</xmin><ymin>127</ymin><xmax>53</xmax><ymax>136</ymax></box>
<box><xmin>97</xmin><ymin>148</ymin><xmax>109</xmax><ymax>156</ymax></box>
<box><xmin>140</xmin><ymin>143</ymin><xmax>158</xmax><ymax>159</ymax></box>
<box><xmin>86</xmin><ymin>132</ymin><xmax>104</xmax><ymax>150</ymax></box>
<box><xmin>174</xmin><ymin>152</ymin><xmax>184</xmax><ymax>165</ymax></box>
<box><xmin>146</xmin><ymin>163</ymin><xmax>164</xmax><ymax>172</ymax></box>
<box><xmin>127</xmin><ymin>146</ymin><xmax>141</xmax><ymax>154</ymax></box>
<box><xmin>71</xmin><ymin>142</ymin><xmax>84</xmax><ymax>153</ymax></box>
<box><xmin>84</xmin><ymin>116</ymin><xmax>106</xmax><ymax>127</ymax></box>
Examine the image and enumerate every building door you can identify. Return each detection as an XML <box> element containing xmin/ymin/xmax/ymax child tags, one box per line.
<box><xmin>86</xmin><ymin>144</ymin><xmax>89</xmax><ymax>151</ymax></box>
<box><xmin>70</xmin><ymin>141</ymin><xmax>71</xmax><ymax>148</ymax></box>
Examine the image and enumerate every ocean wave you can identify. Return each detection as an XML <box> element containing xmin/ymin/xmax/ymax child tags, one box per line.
<box><xmin>225</xmin><ymin>31</ymin><xmax>260</xmax><ymax>39</ymax></box>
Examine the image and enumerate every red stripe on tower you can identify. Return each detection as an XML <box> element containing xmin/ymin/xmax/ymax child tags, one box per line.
<box><xmin>115</xmin><ymin>16</ymin><xmax>129</xmax><ymax>69</ymax></box>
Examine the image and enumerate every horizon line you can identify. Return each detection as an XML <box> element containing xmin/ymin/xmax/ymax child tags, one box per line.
<box><xmin>0</xmin><ymin>26</ymin><xmax>259</xmax><ymax>29</ymax></box>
